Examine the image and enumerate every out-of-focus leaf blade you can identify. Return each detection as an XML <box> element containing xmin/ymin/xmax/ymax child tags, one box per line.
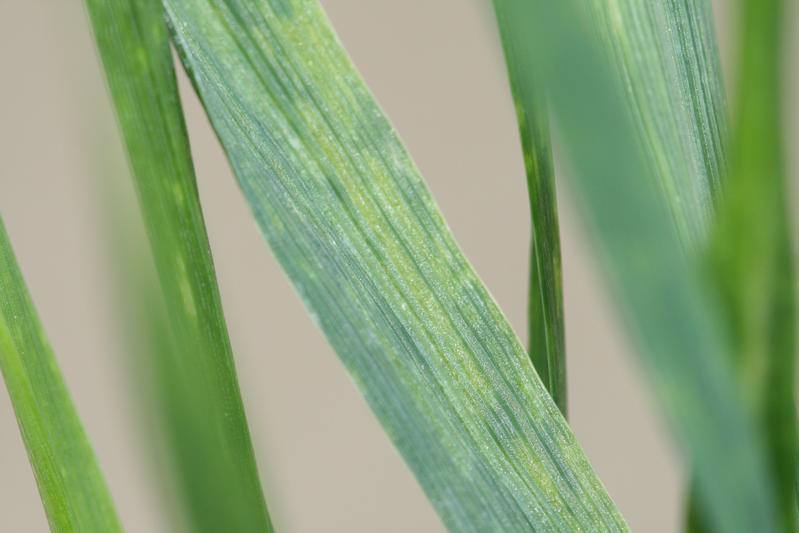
<box><xmin>703</xmin><ymin>0</ymin><xmax>797</xmax><ymax>529</ymax></box>
<box><xmin>492</xmin><ymin>0</ymin><xmax>567</xmax><ymax>414</ymax></box>
<box><xmin>84</xmin><ymin>1</ymin><xmax>273</xmax><ymax>531</ymax></box>
<box><xmin>584</xmin><ymin>0</ymin><xmax>727</xmax><ymax>249</ymax></box>
<box><xmin>163</xmin><ymin>0</ymin><xmax>627</xmax><ymax>530</ymax></box>
<box><xmin>0</xmin><ymin>218</ymin><xmax>121</xmax><ymax>532</ymax></box>
<box><xmin>504</xmin><ymin>1</ymin><xmax>779</xmax><ymax>532</ymax></box>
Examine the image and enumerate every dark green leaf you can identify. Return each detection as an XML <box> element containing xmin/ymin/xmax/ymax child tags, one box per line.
<box><xmin>492</xmin><ymin>0</ymin><xmax>567</xmax><ymax>414</ymax></box>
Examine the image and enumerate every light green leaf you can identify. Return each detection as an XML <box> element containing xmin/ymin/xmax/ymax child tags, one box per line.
<box><xmin>503</xmin><ymin>1</ymin><xmax>779</xmax><ymax>532</ymax></box>
<box><xmin>0</xmin><ymin>218</ymin><xmax>121</xmax><ymax>532</ymax></box>
<box><xmin>84</xmin><ymin>1</ymin><xmax>273</xmax><ymax>531</ymax></box>
<box><xmin>163</xmin><ymin>0</ymin><xmax>627</xmax><ymax>530</ymax></box>
<box><xmin>492</xmin><ymin>0</ymin><xmax>567</xmax><ymax>414</ymax></box>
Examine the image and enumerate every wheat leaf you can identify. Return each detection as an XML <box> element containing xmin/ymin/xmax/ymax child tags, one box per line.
<box><xmin>0</xmin><ymin>218</ymin><xmax>121</xmax><ymax>532</ymax></box>
<box><xmin>702</xmin><ymin>0</ymin><xmax>797</xmax><ymax>529</ymax></box>
<box><xmin>492</xmin><ymin>0</ymin><xmax>567</xmax><ymax>415</ymax></box>
<box><xmin>84</xmin><ymin>1</ymin><xmax>273</xmax><ymax>531</ymax></box>
<box><xmin>583</xmin><ymin>0</ymin><xmax>728</xmax><ymax>249</ymax></box>
<box><xmin>502</xmin><ymin>1</ymin><xmax>780</xmax><ymax>532</ymax></box>
<box><xmin>162</xmin><ymin>0</ymin><xmax>628</xmax><ymax>530</ymax></box>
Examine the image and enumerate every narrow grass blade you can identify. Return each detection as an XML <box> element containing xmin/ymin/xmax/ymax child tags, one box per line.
<box><xmin>0</xmin><ymin>217</ymin><xmax>121</xmax><ymax>532</ymax></box>
<box><xmin>84</xmin><ymin>2</ymin><xmax>273</xmax><ymax>531</ymax></box>
<box><xmin>701</xmin><ymin>0</ymin><xmax>797</xmax><ymax>529</ymax></box>
<box><xmin>505</xmin><ymin>1</ymin><xmax>779</xmax><ymax>532</ymax></box>
<box><xmin>583</xmin><ymin>0</ymin><xmax>728</xmax><ymax>249</ymax></box>
<box><xmin>492</xmin><ymin>0</ymin><xmax>567</xmax><ymax>414</ymax></box>
<box><xmin>162</xmin><ymin>0</ymin><xmax>627</xmax><ymax>530</ymax></box>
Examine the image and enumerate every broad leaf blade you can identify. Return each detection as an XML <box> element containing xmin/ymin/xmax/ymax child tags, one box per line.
<box><xmin>504</xmin><ymin>1</ymin><xmax>779</xmax><ymax>532</ymax></box>
<box><xmin>0</xmin><ymin>218</ymin><xmax>121</xmax><ymax>532</ymax></box>
<box><xmin>163</xmin><ymin>0</ymin><xmax>627</xmax><ymax>530</ymax></box>
<box><xmin>492</xmin><ymin>0</ymin><xmax>567</xmax><ymax>414</ymax></box>
<box><xmin>84</xmin><ymin>1</ymin><xmax>273</xmax><ymax>531</ymax></box>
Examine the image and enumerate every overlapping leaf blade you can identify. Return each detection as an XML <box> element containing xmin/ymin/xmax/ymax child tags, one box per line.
<box><xmin>0</xmin><ymin>218</ymin><xmax>121</xmax><ymax>532</ymax></box>
<box><xmin>498</xmin><ymin>1</ymin><xmax>780</xmax><ymax>532</ymax></box>
<box><xmin>162</xmin><ymin>0</ymin><xmax>627</xmax><ymax>530</ymax></box>
<box><xmin>84</xmin><ymin>1</ymin><xmax>273</xmax><ymax>531</ymax></box>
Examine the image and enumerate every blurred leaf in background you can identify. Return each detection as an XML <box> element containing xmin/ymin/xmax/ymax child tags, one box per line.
<box><xmin>582</xmin><ymin>0</ymin><xmax>728</xmax><ymax>250</ymax></box>
<box><xmin>701</xmin><ymin>0</ymin><xmax>797</xmax><ymax>529</ymax></box>
<box><xmin>85</xmin><ymin>1</ymin><xmax>273</xmax><ymax>531</ymax></box>
<box><xmin>496</xmin><ymin>0</ymin><xmax>784</xmax><ymax>531</ymax></box>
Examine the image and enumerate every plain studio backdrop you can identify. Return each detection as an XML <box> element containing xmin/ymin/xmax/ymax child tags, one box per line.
<box><xmin>0</xmin><ymin>1</ymin><xmax>796</xmax><ymax>531</ymax></box>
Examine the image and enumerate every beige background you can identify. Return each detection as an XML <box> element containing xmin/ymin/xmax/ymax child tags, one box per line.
<box><xmin>0</xmin><ymin>1</ymin><xmax>794</xmax><ymax>532</ymax></box>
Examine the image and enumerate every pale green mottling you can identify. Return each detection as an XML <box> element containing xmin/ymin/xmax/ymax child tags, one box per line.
<box><xmin>164</xmin><ymin>0</ymin><xmax>627</xmax><ymax>531</ymax></box>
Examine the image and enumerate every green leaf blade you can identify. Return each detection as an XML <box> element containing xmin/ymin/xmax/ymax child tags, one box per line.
<box><xmin>706</xmin><ymin>0</ymin><xmax>797</xmax><ymax>528</ymax></box>
<box><xmin>0</xmin><ymin>218</ymin><xmax>122</xmax><ymax>533</ymax></box>
<box><xmin>585</xmin><ymin>0</ymin><xmax>727</xmax><ymax>249</ymax></box>
<box><xmin>492</xmin><ymin>0</ymin><xmax>567</xmax><ymax>415</ymax></box>
<box><xmin>84</xmin><ymin>1</ymin><xmax>273</xmax><ymax>531</ymax></box>
<box><xmin>493</xmin><ymin>0</ymin><xmax>729</xmax><ymax>421</ymax></box>
<box><xmin>163</xmin><ymin>0</ymin><xmax>627</xmax><ymax>530</ymax></box>
<box><xmin>502</xmin><ymin>1</ymin><xmax>780</xmax><ymax>532</ymax></box>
